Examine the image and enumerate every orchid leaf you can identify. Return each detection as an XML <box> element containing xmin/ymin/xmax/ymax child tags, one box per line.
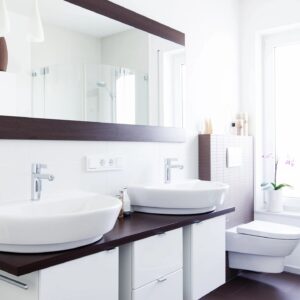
<box><xmin>274</xmin><ymin>183</ymin><xmax>292</xmax><ymax>190</ymax></box>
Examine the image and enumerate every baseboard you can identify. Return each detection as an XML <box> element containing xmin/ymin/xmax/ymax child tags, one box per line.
<box><xmin>284</xmin><ymin>265</ymin><xmax>300</xmax><ymax>275</ymax></box>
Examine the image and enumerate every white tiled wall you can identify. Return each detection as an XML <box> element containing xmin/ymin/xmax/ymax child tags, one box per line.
<box><xmin>0</xmin><ymin>140</ymin><xmax>189</xmax><ymax>204</ymax></box>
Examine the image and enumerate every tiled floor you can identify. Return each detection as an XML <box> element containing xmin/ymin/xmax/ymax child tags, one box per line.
<box><xmin>201</xmin><ymin>271</ymin><xmax>300</xmax><ymax>300</ymax></box>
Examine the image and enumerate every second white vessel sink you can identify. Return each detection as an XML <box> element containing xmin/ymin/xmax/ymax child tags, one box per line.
<box><xmin>0</xmin><ymin>193</ymin><xmax>121</xmax><ymax>253</ymax></box>
<box><xmin>128</xmin><ymin>180</ymin><xmax>229</xmax><ymax>215</ymax></box>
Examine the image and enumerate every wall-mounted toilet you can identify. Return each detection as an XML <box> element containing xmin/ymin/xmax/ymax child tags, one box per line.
<box><xmin>226</xmin><ymin>220</ymin><xmax>300</xmax><ymax>273</ymax></box>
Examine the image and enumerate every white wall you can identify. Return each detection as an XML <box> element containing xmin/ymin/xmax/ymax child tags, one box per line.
<box><xmin>6</xmin><ymin>12</ymin><xmax>31</xmax><ymax>116</ymax></box>
<box><xmin>240</xmin><ymin>0</ymin><xmax>300</xmax><ymax>135</ymax></box>
<box><xmin>31</xmin><ymin>23</ymin><xmax>102</xmax><ymax>121</ymax></box>
<box><xmin>101</xmin><ymin>29</ymin><xmax>148</xmax><ymax>72</ymax></box>
<box><xmin>6</xmin><ymin>17</ymin><xmax>103</xmax><ymax>120</ymax></box>
<box><xmin>32</xmin><ymin>23</ymin><xmax>102</xmax><ymax>68</ymax></box>
<box><xmin>185</xmin><ymin>0</ymin><xmax>240</xmax><ymax>135</ymax></box>
<box><xmin>0</xmin><ymin>0</ymin><xmax>240</xmax><ymax>204</ymax></box>
<box><xmin>111</xmin><ymin>0</ymin><xmax>240</xmax><ymax>134</ymax></box>
<box><xmin>0</xmin><ymin>73</ymin><xmax>17</xmax><ymax>115</ymax></box>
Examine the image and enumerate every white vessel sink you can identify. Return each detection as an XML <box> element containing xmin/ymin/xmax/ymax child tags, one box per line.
<box><xmin>0</xmin><ymin>193</ymin><xmax>121</xmax><ymax>253</ymax></box>
<box><xmin>128</xmin><ymin>180</ymin><xmax>229</xmax><ymax>215</ymax></box>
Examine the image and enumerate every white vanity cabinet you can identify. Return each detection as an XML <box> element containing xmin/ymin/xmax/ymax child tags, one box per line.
<box><xmin>0</xmin><ymin>249</ymin><xmax>119</xmax><ymax>300</ymax></box>
<box><xmin>183</xmin><ymin>216</ymin><xmax>226</xmax><ymax>300</ymax></box>
<box><xmin>120</xmin><ymin>228</ymin><xmax>183</xmax><ymax>300</ymax></box>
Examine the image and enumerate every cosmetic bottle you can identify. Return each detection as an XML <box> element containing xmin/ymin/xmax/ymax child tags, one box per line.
<box><xmin>117</xmin><ymin>188</ymin><xmax>131</xmax><ymax>219</ymax></box>
<box><xmin>123</xmin><ymin>188</ymin><xmax>132</xmax><ymax>217</ymax></box>
<box><xmin>236</xmin><ymin>118</ymin><xmax>243</xmax><ymax>135</ymax></box>
<box><xmin>231</xmin><ymin>122</ymin><xmax>237</xmax><ymax>135</ymax></box>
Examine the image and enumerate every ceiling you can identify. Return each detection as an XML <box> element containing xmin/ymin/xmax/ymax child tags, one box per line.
<box><xmin>7</xmin><ymin>0</ymin><xmax>132</xmax><ymax>38</ymax></box>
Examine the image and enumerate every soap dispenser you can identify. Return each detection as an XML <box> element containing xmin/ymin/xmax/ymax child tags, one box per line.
<box><xmin>117</xmin><ymin>188</ymin><xmax>131</xmax><ymax>219</ymax></box>
<box><xmin>122</xmin><ymin>188</ymin><xmax>132</xmax><ymax>217</ymax></box>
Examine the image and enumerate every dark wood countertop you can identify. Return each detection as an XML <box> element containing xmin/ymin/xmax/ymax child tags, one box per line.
<box><xmin>0</xmin><ymin>207</ymin><xmax>234</xmax><ymax>276</ymax></box>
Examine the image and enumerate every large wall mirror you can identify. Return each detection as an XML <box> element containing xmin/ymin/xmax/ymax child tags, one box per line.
<box><xmin>0</xmin><ymin>0</ymin><xmax>186</xmax><ymax>142</ymax></box>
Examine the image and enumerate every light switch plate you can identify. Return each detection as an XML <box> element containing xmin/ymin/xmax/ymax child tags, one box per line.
<box><xmin>86</xmin><ymin>155</ymin><xmax>124</xmax><ymax>172</ymax></box>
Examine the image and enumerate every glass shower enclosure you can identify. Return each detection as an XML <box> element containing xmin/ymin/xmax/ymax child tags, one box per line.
<box><xmin>31</xmin><ymin>63</ymin><xmax>149</xmax><ymax>125</ymax></box>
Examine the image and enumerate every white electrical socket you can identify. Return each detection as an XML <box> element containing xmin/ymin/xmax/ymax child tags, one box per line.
<box><xmin>86</xmin><ymin>155</ymin><xmax>124</xmax><ymax>172</ymax></box>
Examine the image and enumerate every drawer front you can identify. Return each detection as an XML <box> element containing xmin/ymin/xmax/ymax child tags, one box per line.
<box><xmin>39</xmin><ymin>249</ymin><xmax>119</xmax><ymax>300</ymax></box>
<box><xmin>132</xmin><ymin>269</ymin><xmax>183</xmax><ymax>300</ymax></box>
<box><xmin>132</xmin><ymin>228</ymin><xmax>182</xmax><ymax>289</ymax></box>
<box><xmin>0</xmin><ymin>271</ymin><xmax>39</xmax><ymax>300</ymax></box>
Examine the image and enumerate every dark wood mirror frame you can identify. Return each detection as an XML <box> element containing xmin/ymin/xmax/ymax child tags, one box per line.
<box><xmin>0</xmin><ymin>0</ymin><xmax>186</xmax><ymax>142</ymax></box>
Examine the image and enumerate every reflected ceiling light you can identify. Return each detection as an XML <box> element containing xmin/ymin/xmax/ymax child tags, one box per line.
<box><xmin>30</xmin><ymin>0</ymin><xmax>44</xmax><ymax>43</ymax></box>
<box><xmin>0</xmin><ymin>0</ymin><xmax>10</xmax><ymax>37</ymax></box>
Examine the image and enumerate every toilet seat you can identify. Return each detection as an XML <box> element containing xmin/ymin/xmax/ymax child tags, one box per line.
<box><xmin>237</xmin><ymin>221</ymin><xmax>300</xmax><ymax>240</ymax></box>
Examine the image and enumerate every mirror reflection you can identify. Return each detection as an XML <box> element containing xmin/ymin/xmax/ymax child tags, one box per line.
<box><xmin>1</xmin><ymin>0</ymin><xmax>186</xmax><ymax>127</ymax></box>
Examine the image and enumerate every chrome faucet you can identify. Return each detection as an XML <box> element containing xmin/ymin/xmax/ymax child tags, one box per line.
<box><xmin>31</xmin><ymin>163</ymin><xmax>55</xmax><ymax>201</ymax></box>
<box><xmin>164</xmin><ymin>158</ymin><xmax>184</xmax><ymax>184</ymax></box>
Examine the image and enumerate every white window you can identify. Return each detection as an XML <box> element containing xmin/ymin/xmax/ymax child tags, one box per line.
<box><xmin>161</xmin><ymin>49</ymin><xmax>185</xmax><ymax>128</ymax></box>
<box><xmin>263</xmin><ymin>29</ymin><xmax>300</xmax><ymax>202</ymax></box>
<box><xmin>115</xmin><ymin>69</ymin><xmax>136</xmax><ymax>125</ymax></box>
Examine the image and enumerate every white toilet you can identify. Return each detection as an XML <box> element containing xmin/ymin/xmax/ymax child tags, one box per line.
<box><xmin>226</xmin><ymin>220</ymin><xmax>300</xmax><ymax>273</ymax></box>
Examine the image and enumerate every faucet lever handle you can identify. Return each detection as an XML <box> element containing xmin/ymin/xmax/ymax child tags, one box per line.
<box><xmin>32</xmin><ymin>163</ymin><xmax>47</xmax><ymax>174</ymax></box>
<box><xmin>165</xmin><ymin>158</ymin><xmax>178</xmax><ymax>164</ymax></box>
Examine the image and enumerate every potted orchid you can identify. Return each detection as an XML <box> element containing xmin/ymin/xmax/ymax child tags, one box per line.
<box><xmin>261</xmin><ymin>154</ymin><xmax>294</xmax><ymax>213</ymax></box>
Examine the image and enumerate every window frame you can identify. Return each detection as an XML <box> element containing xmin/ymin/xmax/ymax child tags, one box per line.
<box><xmin>263</xmin><ymin>29</ymin><xmax>300</xmax><ymax>204</ymax></box>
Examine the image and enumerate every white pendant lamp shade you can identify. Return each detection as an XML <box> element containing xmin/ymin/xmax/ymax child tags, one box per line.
<box><xmin>0</xmin><ymin>0</ymin><xmax>10</xmax><ymax>37</ymax></box>
<box><xmin>30</xmin><ymin>0</ymin><xmax>44</xmax><ymax>43</ymax></box>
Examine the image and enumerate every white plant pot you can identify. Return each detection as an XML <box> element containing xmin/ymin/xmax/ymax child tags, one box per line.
<box><xmin>267</xmin><ymin>189</ymin><xmax>284</xmax><ymax>213</ymax></box>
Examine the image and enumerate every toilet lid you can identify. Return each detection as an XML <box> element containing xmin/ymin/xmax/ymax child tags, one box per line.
<box><xmin>237</xmin><ymin>221</ymin><xmax>300</xmax><ymax>240</ymax></box>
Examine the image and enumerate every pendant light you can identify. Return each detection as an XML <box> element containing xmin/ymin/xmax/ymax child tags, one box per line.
<box><xmin>30</xmin><ymin>0</ymin><xmax>44</xmax><ymax>43</ymax></box>
<box><xmin>0</xmin><ymin>0</ymin><xmax>10</xmax><ymax>37</ymax></box>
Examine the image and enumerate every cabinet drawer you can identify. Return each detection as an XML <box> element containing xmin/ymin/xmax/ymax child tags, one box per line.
<box><xmin>132</xmin><ymin>228</ymin><xmax>182</xmax><ymax>289</ymax></box>
<box><xmin>132</xmin><ymin>269</ymin><xmax>183</xmax><ymax>300</ymax></box>
<box><xmin>39</xmin><ymin>249</ymin><xmax>119</xmax><ymax>300</ymax></box>
<box><xmin>0</xmin><ymin>271</ymin><xmax>39</xmax><ymax>300</ymax></box>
